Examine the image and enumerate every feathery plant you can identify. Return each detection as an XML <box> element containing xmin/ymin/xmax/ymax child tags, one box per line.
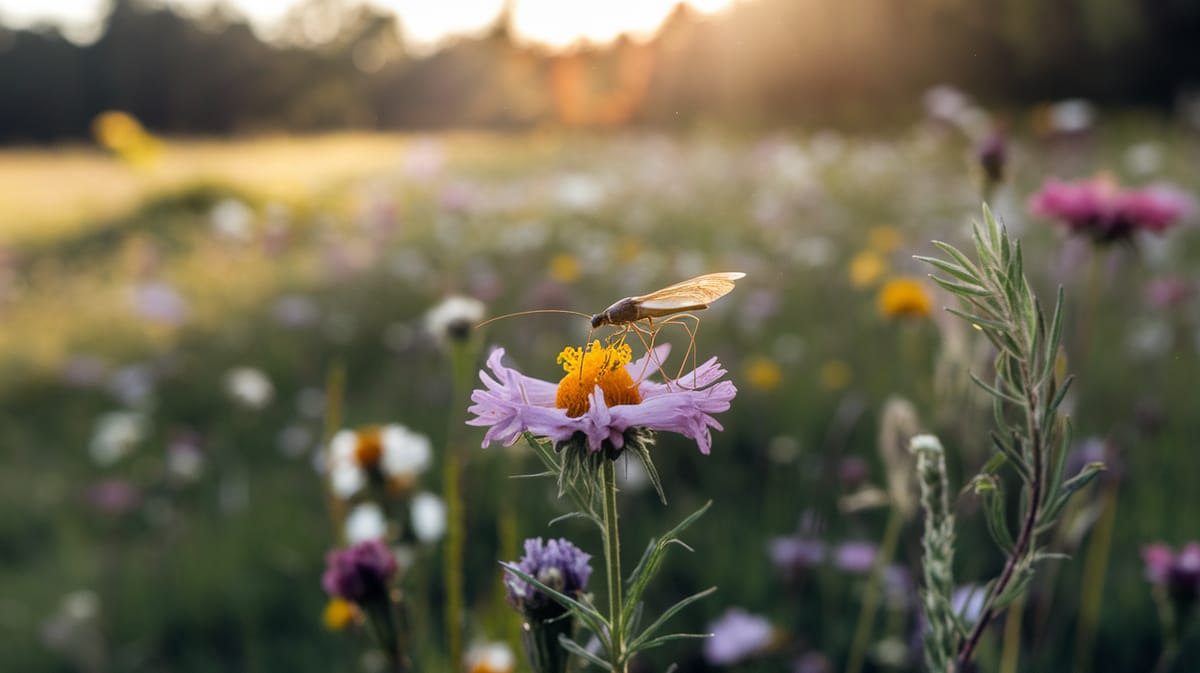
<box><xmin>914</xmin><ymin>205</ymin><xmax>1105</xmax><ymax>670</ymax></box>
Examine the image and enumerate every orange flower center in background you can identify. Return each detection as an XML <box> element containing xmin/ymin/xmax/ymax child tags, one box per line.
<box><xmin>555</xmin><ymin>341</ymin><xmax>642</xmax><ymax>418</ymax></box>
<box><xmin>354</xmin><ymin>427</ymin><xmax>384</xmax><ymax>467</ymax></box>
<box><xmin>878</xmin><ymin>277</ymin><xmax>933</xmax><ymax>319</ymax></box>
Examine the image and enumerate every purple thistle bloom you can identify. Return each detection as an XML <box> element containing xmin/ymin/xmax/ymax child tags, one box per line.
<box><xmin>703</xmin><ymin>608</ymin><xmax>774</xmax><ymax>665</ymax></box>
<box><xmin>1143</xmin><ymin>542</ymin><xmax>1200</xmax><ymax>599</ymax></box>
<box><xmin>504</xmin><ymin>537</ymin><xmax>592</xmax><ymax>620</ymax></box>
<box><xmin>466</xmin><ymin>343</ymin><xmax>736</xmax><ymax>455</ymax></box>
<box><xmin>321</xmin><ymin>540</ymin><xmax>398</xmax><ymax>604</ymax></box>
<box><xmin>1028</xmin><ymin>177</ymin><xmax>1194</xmax><ymax>243</ymax></box>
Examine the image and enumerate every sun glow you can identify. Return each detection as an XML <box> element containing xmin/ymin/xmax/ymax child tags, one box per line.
<box><xmin>2</xmin><ymin>0</ymin><xmax>736</xmax><ymax>49</ymax></box>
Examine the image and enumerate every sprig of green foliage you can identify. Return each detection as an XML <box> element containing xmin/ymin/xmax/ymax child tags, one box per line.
<box><xmin>915</xmin><ymin>205</ymin><xmax>1105</xmax><ymax>669</ymax></box>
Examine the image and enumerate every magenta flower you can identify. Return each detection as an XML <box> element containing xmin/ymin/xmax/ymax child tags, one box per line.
<box><xmin>1028</xmin><ymin>177</ymin><xmax>1194</xmax><ymax>243</ymax></box>
<box><xmin>466</xmin><ymin>341</ymin><xmax>736</xmax><ymax>455</ymax></box>
<box><xmin>321</xmin><ymin>539</ymin><xmax>398</xmax><ymax>603</ymax></box>
<box><xmin>1142</xmin><ymin>542</ymin><xmax>1200</xmax><ymax>598</ymax></box>
<box><xmin>704</xmin><ymin>608</ymin><xmax>774</xmax><ymax>665</ymax></box>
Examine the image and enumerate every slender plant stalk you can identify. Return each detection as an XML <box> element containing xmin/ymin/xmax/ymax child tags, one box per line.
<box><xmin>919</xmin><ymin>205</ymin><xmax>1104</xmax><ymax>671</ymax></box>
<box><xmin>956</xmin><ymin>331</ymin><xmax>1046</xmax><ymax>666</ymax></box>
<box><xmin>444</xmin><ymin>340</ymin><xmax>476</xmax><ymax>673</ymax></box>
<box><xmin>601</xmin><ymin>459</ymin><xmax>627</xmax><ymax>673</ymax></box>
<box><xmin>999</xmin><ymin>594</ymin><xmax>1024</xmax><ymax>673</ymax></box>
<box><xmin>1073</xmin><ymin>482</ymin><xmax>1119</xmax><ymax>673</ymax></box>
<box><xmin>844</xmin><ymin>508</ymin><xmax>904</xmax><ymax>673</ymax></box>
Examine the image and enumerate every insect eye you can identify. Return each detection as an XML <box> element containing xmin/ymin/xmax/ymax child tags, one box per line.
<box><xmin>590</xmin><ymin>314</ymin><xmax>603</xmax><ymax>328</ymax></box>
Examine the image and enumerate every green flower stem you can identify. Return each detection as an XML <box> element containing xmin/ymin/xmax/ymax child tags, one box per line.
<box><xmin>601</xmin><ymin>458</ymin><xmax>627</xmax><ymax>673</ymax></box>
<box><xmin>444</xmin><ymin>339</ymin><xmax>477</xmax><ymax>673</ymax></box>
<box><xmin>444</xmin><ymin>451</ymin><xmax>465</xmax><ymax>672</ymax></box>
<box><xmin>999</xmin><ymin>594</ymin><xmax>1025</xmax><ymax>673</ymax></box>
<box><xmin>844</xmin><ymin>507</ymin><xmax>904</xmax><ymax>673</ymax></box>
<box><xmin>1073</xmin><ymin>482</ymin><xmax>1119</xmax><ymax>673</ymax></box>
<box><xmin>363</xmin><ymin>594</ymin><xmax>411</xmax><ymax>673</ymax></box>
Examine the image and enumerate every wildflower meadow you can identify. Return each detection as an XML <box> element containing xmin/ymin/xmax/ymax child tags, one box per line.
<box><xmin>4</xmin><ymin>2</ymin><xmax>1200</xmax><ymax>673</ymax></box>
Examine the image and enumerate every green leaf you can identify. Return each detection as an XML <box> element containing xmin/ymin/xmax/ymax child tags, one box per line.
<box><xmin>630</xmin><ymin>632</ymin><xmax>713</xmax><ymax>652</ymax></box>
<box><xmin>945</xmin><ymin>307</ymin><xmax>1007</xmax><ymax>331</ymax></box>
<box><xmin>628</xmin><ymin>586</ymin><xmax>718</xmax><ymax>652</ymax></box>
<box><xmin>915</xmin><ymin>255</ymin><xmax>982</xmax><ymax>285</ymax></box>
<box><xmin>558</xmin><ymin>636</ymin><xmax>612</xmax><ymax>670</ymax></box>
<box><xmin>969</xmin><ymin>372</ymin><xmax>1022</xmax><ymax>405</ymax></box>
<box><xmin>982</xmin><ymin>481</ymin><xmax>1015</xmax><ymax>553</ymax></box>
<box><xmin>621</xmin><ymin>501</ymin><xmax>711</xmax><ymax>627</ymax></box>
<box><xmin>930</xmin><ymin>240</ymin><xmax>985</xmax><ymax>279</ymax></box>
<box><xmin>930</xmin><ymin>275</ymin><xmax>996</xmax><ymax>298</ymax></box>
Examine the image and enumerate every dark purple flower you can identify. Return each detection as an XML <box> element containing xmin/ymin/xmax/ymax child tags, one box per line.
<box><xmin>505</xmin><ymin>537</ymin><xmax>592</xmax><ymax>620</ymax></box>
<box><xmin>1143</xmin><ymin>542</ymin><xmax>1200</xmax><ymax>600</ymax></box>
<box><xmin>703</xmin><ymin>608</ymin><xmax>774</xmax><ymax>665</ymax></box>
<box><xmin>838</xmin><ymin>456</ymin><xmax>870</xmax><ymax>488</ymax></box>
<box><xmin>977</xmin><ymin>128</ymin><xmax>1007</xmax><ymax>185</ymax></box>
<box><xmin>833</xmin><ymin>542</ymin><xmax>878</xmax><ymax>574</ymax></box>
<box><xmin>467</xmin><ymin>343</ymin><xmax>736</xmax><ymax>455</ymax></box>
<box><xmin>321</xmin><ymin>540</ymin><xmax>398</xmax><ymax>604</ymax></box>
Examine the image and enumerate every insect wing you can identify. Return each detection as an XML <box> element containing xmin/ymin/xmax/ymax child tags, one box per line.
<box><xmin>632</xmin><ymin>272</ymin><xmax>745</xmax><ymax>311</ymax></box>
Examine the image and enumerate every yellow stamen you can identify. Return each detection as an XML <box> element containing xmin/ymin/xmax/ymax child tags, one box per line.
<box><xmin>555</xmin><ymin>341</ymin><xmax>641</xmax><ymax>417</ymax></box>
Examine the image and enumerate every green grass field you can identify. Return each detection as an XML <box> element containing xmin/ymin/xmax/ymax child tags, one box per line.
<box><xmin>2</xmin><ymin>126</ymin><xmax>1198</xmax><ymax>672</ymax></box>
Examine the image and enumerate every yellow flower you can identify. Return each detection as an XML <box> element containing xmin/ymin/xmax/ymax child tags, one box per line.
<box><xmin>745</xmin><ymin>357</ymin><xmax>782</xmax><ymax>392</ymax></box>
<box><xmin>849</xmin><ymin>250</ymin><xmax>887</xmax><ymax>288</ymax></box>
<box><xmin>322</xmin><ymin>598</ymin><xmax>356</xmax><ymax>631</ymax></box>
<box><xmin>819</xmin><ymin>360</ymin><xmax>852</xmax><ymax>391</ymax></box>
<box><xmin>91</xmin><ymin>111</ymin><xmax>163</xmax><ymax>168</ymax></box>
<box><xmin>877</xmin><ymin>277</ymin><xmax>933</xmax><ymax>319</ymax></box>
<box><xmin>555</xmin><ymin>341</ymin><xmax>640</xmax><ymax>417</ymax></box>
<box><xmin>868</xmin><ymin>226</ymin><xmax>902</xmax><ymax>253</ymax></box>
<box><xmin>549</xmin><ymin>253</ymin><xmax>582</xmax><ymax>283</ymax></box>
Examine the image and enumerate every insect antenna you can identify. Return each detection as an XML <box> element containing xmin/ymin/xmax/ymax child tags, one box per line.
<box><xmin>474</xmin><ymin>308</ymin><xmax>592</xmax><ymax>329</ymax></box>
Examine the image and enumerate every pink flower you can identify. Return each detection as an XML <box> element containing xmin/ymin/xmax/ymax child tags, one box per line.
<box><xmin>1028</xmin><ymin>177</ymin><xmax>1194</xmax><ymax>243</ymax></box>
<box><xmin>466</xmin><ymin>342</ymin><xmax>736</xmax><ymax>455</ymax></box>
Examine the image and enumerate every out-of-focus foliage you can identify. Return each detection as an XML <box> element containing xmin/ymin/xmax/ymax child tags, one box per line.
<box><xmin>2</xmin><ymin>0</ymin><xmax>1200</xmax><ymax>142</ymax></box>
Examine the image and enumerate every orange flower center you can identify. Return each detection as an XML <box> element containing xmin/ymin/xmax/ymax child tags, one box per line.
<box><xmin>555</xmin><ymin>341</ymin><xmax>642</xmax><ymax>418</ymax></box>
<box><xmin>354</xmin><ymin>427</ymin><xmax>384</xmax><ymax>467</ymax></box>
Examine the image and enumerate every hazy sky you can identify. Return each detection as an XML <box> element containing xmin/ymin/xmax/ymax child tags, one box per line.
<box><xmin>0</xmin><ymin>0</ymin><xmax>734</xmax><ymax>48</ymax></box>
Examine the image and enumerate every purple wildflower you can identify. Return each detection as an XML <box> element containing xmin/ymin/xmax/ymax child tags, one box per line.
<box><xmin>703</xmin><ymin>608</ymin><xmax>774</xmax><ymax>665</ymax></box>
<box><xmin>1142</xmin><ymin>542</ymin><xmax>1200</xmax><ymax>600</ymax></box>
<box><xmin>466</xmin><ymin>342</ymin><xmax>736</xmax><ymax>455</ymax></box>
<box><xmin>321</xmin><ymin>539</ymin><xmax>398</xmax><ymax>604</ymax></box>
<box><xmin>504</xmin><ymin>537</ymin><xmax>592</xmax><ymax>620</ymax></box>
<box><xmin>1028</xmin><ymin>177</ymin><xmax>1194</xmax><ymax>243</ymax></box>
<box><xmin>951</xmin><ymin>585</ymin><xmax>986</xmax><ymax>626</ymax></box>
<box><xmin>977</xmin><ymin>128</ymin><xmax>1007</xmax><ymax>185</ymax></box>
<box><xmin>833</xmin><ymin>542</ymin><xmax>878</xmax><ymax>574</ymax></box>
<box><xmin>768</xmin><ymin>535</ymin><xmax>828</xmax><ymax>572</ymax></box>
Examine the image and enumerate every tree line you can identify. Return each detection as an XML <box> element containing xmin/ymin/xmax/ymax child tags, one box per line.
<box><xmin>1</xmin><ymin>0</ymin><xmax>1197</xmax><ymax>142</ymax></box>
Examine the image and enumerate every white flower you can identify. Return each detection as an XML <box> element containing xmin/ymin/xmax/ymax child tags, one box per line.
<box><xmin>465</xmin><ymin>641</ymin><xmax>515</xmax><ymax>673</ymax></box>
<box><xmin>88</xmin><ymin>411</ymin><xmax>146</xmax><ymax>466</ymax></box>
<box><xmin>411</xmin><ymin>492</ymin><xmax>447</xmax><ymax>543</ymax></box>
<box><xmin>225</xmin><ymin>367</ymin><xmax>274</xmax><ymax>409</ymax></box>
<box><xmin>328</xmin><ymin>425</ymin><xmax>433</xmax><ymax>499</ymax></box>
<box><xmin>210</xmin><ymin>198</ymin><xmax>254</xmax><ymax>241</ymax></box>
<box><xmin>425</xmin><ymin>295</ymin><xmax>485</xmax><ymax>345</ymax></box>
<box><xmin>345</xmin><ymin>502</ymin><xmax>388</xmax><ymax>545</ymax></box>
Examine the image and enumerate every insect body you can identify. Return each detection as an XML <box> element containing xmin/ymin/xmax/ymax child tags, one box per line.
<box><xmin>590</xmin><ymin>272</ymin><xmax>746</xmax><ymax>328</ymax></box>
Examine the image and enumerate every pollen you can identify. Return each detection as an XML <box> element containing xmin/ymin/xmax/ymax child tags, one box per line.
<box><xmin>555</xmin><ymin>341</ymin><xmax>642</xmax><ymax>417</ymax></box>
